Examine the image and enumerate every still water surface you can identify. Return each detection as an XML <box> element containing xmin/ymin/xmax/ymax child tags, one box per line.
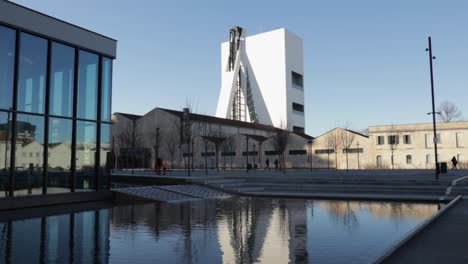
<box><xmin>0</xmin><ymin>198</ymin><xmax>437</xmax><ymax>264</ymax></box>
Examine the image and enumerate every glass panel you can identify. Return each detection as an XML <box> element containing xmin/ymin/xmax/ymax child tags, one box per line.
<box><xmin>50</xmin><ymin>42</ymin><xmax>74</xmax><ymax>117</ymax></box>
<box><xmin>77</xmin><ymin>51</ymin><xmax>98</xmax><ymax>120</ymax></box>
<box><xmin>17</xmin><ymin>33</ymin><xmax>47</xmax><ymax>114</ymax></box>
<box><xmin>101</xmin><ymin>58</ymin><xmax>112</xmax><ymax>122</ymax></box>
<box><xmin>11</xmin><ymin>218</ymin><xmax>41</xmax><ymax>263</ymax></box>
<box><xmin>76</xmin><ymin>121</ymin><xmax>96</xmax><ymax>191</ymax></box>
<box><xmin>0</xmin><ymin>111</ymin><xmax>11</xmax><ymax>197</ymax></box>
<box><xmin>100</xmin><ymin>124</ymin><xmax>111</xmax><ymax>190</ymax></box>
<box><xmin>48</xmin><ymin>118</ymin><xmax>72</xmax><ymax>193</ymax></box>
<box><xmin>14</xmin><ymin>114</ymin><xmax>44</xmax><ymax>196</ymax></box>
<box><xmin>45</xmin><ymin>215</ymin><xmax>71</xmax><ymax>262</ymax></box>
<box><xmin>74</xmin><ymin>210</ymin><xmax>96</xmax><ymax>262</ymax></box>
<box><xmin>0</xmin><ymin>26</ymin><xmax>15</xmax><ymax>110</ymax></box>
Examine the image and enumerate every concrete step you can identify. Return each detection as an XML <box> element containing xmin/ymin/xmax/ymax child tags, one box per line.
<box><xmin>239</xmin><ymin>183</ymin><xmax>447</xmax><ymax>190</ymax></box>
<box><xmin>262</xmin><ymin>187</ymin><xmax>445</xmax><ymax>195</ymax></box>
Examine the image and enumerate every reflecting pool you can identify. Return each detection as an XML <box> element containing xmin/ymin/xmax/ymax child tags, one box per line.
<box><xmin>0</xmin><ymin>198</ymin><xmax>438</xmax><ymax>263</ymax></box>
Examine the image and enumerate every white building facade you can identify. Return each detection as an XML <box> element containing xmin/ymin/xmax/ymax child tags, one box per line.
<box><xmin>216</xmin><ymin>27</ymin><xmax>305</xmax><ymax>133</ymax></box>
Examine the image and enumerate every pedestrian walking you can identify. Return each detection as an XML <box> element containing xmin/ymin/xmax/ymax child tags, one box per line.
<box><xmin>265</xmin><ymin>159</ymin><xmax>270</xmax><ymax>170</ymax></box>
<box><xmin>274</xmin><ymin>158</ymin><xmax>279</xmax><ymax>170</ymax></box>
<box><xmin>452</xmin><ymin>156</ymin><xmax>458</xmax><ymax>170</ymax></box>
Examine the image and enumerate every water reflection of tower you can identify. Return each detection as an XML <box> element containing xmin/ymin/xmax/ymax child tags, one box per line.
<box><xmin>287</xmin><ymin>201</ymin><xmax>309</xmax><ymax>263</ymax></box>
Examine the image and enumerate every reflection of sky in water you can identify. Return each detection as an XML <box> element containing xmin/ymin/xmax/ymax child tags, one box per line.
<box><xmin>0</xmin><ymin>198</ymin><xmax>438</xmax><ymax>264</ymax></box>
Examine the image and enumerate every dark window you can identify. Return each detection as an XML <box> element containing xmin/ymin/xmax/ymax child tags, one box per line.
<box><xmin>48</xmin><ymin>117</ymin><xmax>72</xmax><ymax>193</ymax></box>
<box><xmin>406</xmin><ymin>155</ymin><xmax>412</xmax><ymax>164</ymax></box>
<box><xmin>293</xmin><ymin>126</ymin><xmax>305</xmax><ymax>133</ymax></box>
<box><xmin>77</xmin><ymin>51</ymin><xmax>98</xmax><ymax>120</ymax></box>
<box><xmin>292</xmin><ymin>71</ymin><xmax>303</xmax><ymax>89</ymax></box>
<box><xmin>101</xmin><ymin>58</ymin><xmax>112</xmax><ymax>121</ymax></box>
<box><xmin>76</xmin><ymin>121</ymin><xmax>97</xmax><ymax>191</ymax></box>
<box><xmin>403</xmin><ymin>135</ymin><xmax>411</xmax><ymax>144</ymax></box>
<box><xmin>17</xmin><ymin>33</ymin><xmax>47</xmax><ymax>114</ymax></box>
<box><xmin>201</xmin><ymin>152</ymin><xmax>215</xmax><ymax>157</ymax></box>
<box><xmin>50</xmin><ymin>42</ymin><xmax>75</xmax><ymax>117</ymax></box>
<box><xmin>0</xmin><ymin>26</ymin><xmax>16</xmax><ymax>110</ymax></box>
<box><xmin>342</xmin><ymin>148</ymin><xmax>364</xmax><ymax>153</ymax></box>
<box><xmin>14</xmin><ymin>114</ymin><xmax>45</xmax><ymax>196</ymax></box>
<box><xmin>388</xmin><ymin>135</ymin><xmax>399</xmax><ymax>145</ymax></box>
<box><xmin>292</xmin><ymin>102</ymin><xmax>304</xmax><ymax>113</ymax></box>
<box><xmin>182</xmin><ymin>153</ymin><xmax>193</xmax><ymax>157</ymax></box>
<box><xmin>242</xmin><ymin>151</ymin><xmax>258</xmax><ymax>156</ymax></box>
<box><xmin>377</xmin><ymin>136</ymin><xmax>384</xmax><ymax>145</ymax></box>
<box><xmin>289</xmin><ymin>149</ymin><xmax>307</xmax><ymax>155</ymax></box>
<box><xmin>265</xmin><ymin>150</ymin><xmax>280</xmax><ymax>156</ymax></box>
<box><xmin>221</xmin><ymin>152</ymin><xmax>236</xmax><ymax>157</ymax></box>
<box><xmin>315</xmin><ymin>149</ymin><xmax>334</xmax><ymax>154</ymax></box>
<box><xmin>0</xmin><ymin>112</ymin><xmax>11</xmax><ymax>194</ymax></box>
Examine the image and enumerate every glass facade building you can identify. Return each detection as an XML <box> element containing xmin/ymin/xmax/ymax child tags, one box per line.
<box><xmin>0</xmin><ymin>1</ymin><xmax>116</xmax><ymax>197</ymax></box>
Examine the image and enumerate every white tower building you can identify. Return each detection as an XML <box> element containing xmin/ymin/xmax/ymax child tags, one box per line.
<box><xmin>216</xmin><ymin>27</ymin><xmax>305</xmax><ymax>133</ymax></box>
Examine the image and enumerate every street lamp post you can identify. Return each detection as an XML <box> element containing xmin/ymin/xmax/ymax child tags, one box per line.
<box><xmin>426</xmin><ymin>36</ymin><xmax>439</xmax><ymax>180</ymax></box>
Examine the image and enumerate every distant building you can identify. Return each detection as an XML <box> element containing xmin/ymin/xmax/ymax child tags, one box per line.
<box><xmin>112</xmin><ymin>108</ymin><xmax>313</xmax><ymax>170</ymax></box>
<box><xmin>216</xmin><ymin>27</ymin><xmax>305</xmax><ymax>133</ymax></box>
<box><xmin>0</xmin><ymin>1</ymin><xmax>116</xmax><ymax>198</ymax></box>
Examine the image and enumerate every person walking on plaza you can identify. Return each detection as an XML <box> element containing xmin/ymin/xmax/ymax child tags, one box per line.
<box><xmin>274</xmin><ymin>158</ymin><xmax>279</xmax><ymax>170</ymax></box>
<box><xmin>265</xmin><ymin>159</ymin><xmax>270</xmax><ymax>170</ymax></box>
<box><xmin>452</xmin><ymin>156</ymin><xmax>458</xmax><ymax>170</ymax></box>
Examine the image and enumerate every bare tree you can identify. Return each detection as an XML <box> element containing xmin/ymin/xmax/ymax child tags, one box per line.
<box><xmin>164</xmin><ymin>128</ymin><xmax>179</xmax><ymax>170</ymax></box>
<box><xmin>340</xmin><ymin>128</ymin><xmax>356</xmax><ymax>171</ymax></box>
<box><xmin>388</xmin><ymin>125</ymin><xmax>401</xmax><ymax>170</ymax></box>
<box><xmin>221</xmin><ymin>135</ymin><xmax>236</xmax><ymax>169</ymax></box>
<box><xmin>326</xmin><ymin>129</ymin><xmax>340</xmax><ymax>170</ymax></box>
<box><xmin>178</xmin><ymin>106</ymin><xmax>202</xmax><ymax>175</ymax></box>
<box><xmin>115</xmin><ymin>120</ymin><xmax>143</xmax><ymax>170</ymax></box>
<box><xmin>270</xmin><ymin>122</ymin><xmax>290</xmax><ymax>174</ymax></box>
<box><xmin>437</xmin><ymin>101</ymin><xmax>462</xmax><ymax>122</ymax></box>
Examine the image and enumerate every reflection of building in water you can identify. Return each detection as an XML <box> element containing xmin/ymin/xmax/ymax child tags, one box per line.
<box><xmin>319</xmin><ymin>201</ymin><xmax>437</xmax><ymax>222</ymax></box>
<box><xmin>0</xmin><ymin>209</ymin><xmax>110</xmax><ymax>263</ymax></box>
<box><xmin>286</xmin><ymin>200</ymin><xmax>309</xmax><ymax>263</ymax></box>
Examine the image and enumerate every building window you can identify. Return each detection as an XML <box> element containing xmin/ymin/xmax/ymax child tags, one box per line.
<box><xmin>436</xmin><ymin>133</ymin><xmax>441</xmax><ymax>144</ymax></box>
<box><xmin>376</xmin><ymin>155</ymin><xmax>382</xmax><ymax>167</ymax></box>
<box><xmin>293</xmin><ymin>126</ymin><xmax>305</xmax><ymax>133</ymax></box>
<box><xmin>406</xmin><ymin>155</ymin><xmax>412</xmax><ymax>164</ymax></box>
<box><xmin>342</xmin><ymin>148</ymin><xmax>364</xmax><ymax>153</ymax></box>
<box><xmin>265</xmin><ymin>150</ymin><xmax>280</xmax><ymax>156</ymax></box>
<box><xmin>315</xmin><ymin>149</ymin><xmax>334</xmax><ymax>154</ymax></box>
<box><xmin>48</xmin><ymin>118</ymin><xmax>73</xmax><ymax>193</ymax></box>
<box><xmin>291</xmin><ymin>71</ymin><xmax>303</xmax><ymax>90</ymax></box>
<box><xmin>101</xmin><ymin>58</ymin><xmax>113</xmax><ymax>122</ymax></box>
<box><xmin>77</xmin><ymin>50</ymin><xmax>99</xmax><ymax>120</ymax></box>
<box><xmin>426</xmin><ymin>154</ymin><xmax>432</xmax><ymax>164</ymax></box>
<box><xmin>17</xmin><ymin>33</ymin><xmax>48</xmax><ymax>114</ymax></box>
<box><xmin>50</xmin><ymin>42</ymin><xmax>75</xmax><ymax>117</ymax></box>
<box><xmin>456</xmin><ymin>132</ymin><xmax>464</xmax><ymax>148</ymax></box>
<box><xmin>0</xmin><ymin>26</ymin><xmax>16</xmax><ymax>111</ymax></box>
<box><xmin>403</xmin><ymin>135</ymin><xmax>411</xmax><ymax>144</ymax></box>
<box><xmin>76</xmin><ymin>121</ymin><xmax>97</xmax><ymax>191</ymax></box>
<box><xmin>289</xmin><ymin>150</ymin><xmax>307</xmax><ymax>155</ymax></box>
<box><xmin>388</xmin><ymin>135</ymin><xmax>399</xmax><ymax>145</ymax></box>
<box><xmin>377</xmin><ymin>136</ymin><xmax>384</xmax><ymax>145</ymax></box>
<box><xmin>292</xmin><ymin>102</ymin><xmax>304</xmax><ymax>113</ymax></box>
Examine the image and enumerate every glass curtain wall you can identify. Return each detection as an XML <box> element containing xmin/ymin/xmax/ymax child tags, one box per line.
<box><xmin>0</xmin><ymin>23</ymin><xmax>113</xmax><ymax>197</ymax></box>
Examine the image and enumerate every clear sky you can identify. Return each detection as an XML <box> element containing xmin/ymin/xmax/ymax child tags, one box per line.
<box><xmin>12</xmin><ymin>0</ymin><xmax>468</xmax><ymax>136</ymax></box>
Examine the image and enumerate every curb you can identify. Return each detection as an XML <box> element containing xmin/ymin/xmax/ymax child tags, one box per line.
<box><xmin>373</xmin><ymin>195</ymin><xmax>462</xmax><ymax>264</ymax></box>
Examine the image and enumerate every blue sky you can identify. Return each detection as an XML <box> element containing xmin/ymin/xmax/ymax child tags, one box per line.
<box><xmin>12</xmin><ymin>0</ymin><xmax>468</xmax><ymax>136</ymax></box>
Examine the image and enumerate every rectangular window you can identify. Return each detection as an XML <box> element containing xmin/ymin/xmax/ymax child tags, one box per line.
<box><xmin>388</xmin><ymin>135</ymin><xmax>399</xmax><ymax>145</ymax></box>
<box><xmin>315</xmin><ymin>149</ymin><xmax>334</xmax><ymax>154</ymax></box>
<box><xmin>377</xmin><ymin>136</ymin><xmax>384</xmax><ymax>145</ymax></box>
<box><xmin>221</xmin><ymin>152</ymin><xmax>236</xmax><ymax>157</ymax></box>
<box><xmin>0</xmin><ymin>26</ymin><xmax>16</xmax><ymax>110</ymax></box>
<box><xmin>265</xmin><ymin>150</ymin><xmax>280</xmax><ymax>156</ymax></box>
<box><xmin>293</xmin><ymin>126</ymin><xmax>305</xmax><ymax>133</ymax></box>
<box><xmin>17</xmin><ymin>33</ymin><xmax>48</xmax><ymax>114</ymax></box>
<box><xmin>403</xmin><ymin>135</ymin><xmax>411</xmax><ymax>144</ymax></box>
<box><xmin>436</xmin><ymin>133</ymin><xmax>441</xmax><ymax>144</ymax></box>
<box><xmin>0</xmin><ymin>112</ymin><xmax>11</xmax><ymax>195</ymax></box>
<box><xmin>456</xmin><ymin>132</ymin><xmax>464</xmax><ymax>148</ymax></box>
<box><xmin>77</xmin><ymin>50</ymin><xmax>99</xmax><ymax>120</ymax></box>
<box><xmin>49</xmin><ymin>42</ymin><xmax>75</xmax><ymax>117</ymax></box>
<box><xmin>100</xmin><ymin>123</ymin><xmax>111</xmax><ymax>190</ymax></box>
<box><xmin>201</xmin><ymin>152</ymin><xmax>215</xmax><ymax>157</ymax></box>
<box><xmin>48</xmin><ymin>118</ymin><xmax>72</xmax><ymax>193</ymax></box>
<box><xmin>101</xmin><ymin>58</ymin><xmax>112</xmax><ymax>121</ymax></box>
<box><xmin>76</xmin><ymin>121</ymin><xmax>97</xmax><ymax>191</ymax></box>
<box><xmin>14</xmin><ymin>114</ymin><xmax>45</xmax><ymax>196</ymax></box>
<box><xmin>292</xmin><ymin>71</ymin><xmax>303</xmax><ymax>90</ymax></box>
<box><xmin>342</xmin><ymin>148</ymin><xmax>364</xmax><ymax>153</ymax></box>
<box><xmin>292</xmin><ymin>102</ymin><xmax>304</xmax><ymax>113</ymax></box>
<box><xmin>242</xmin><ymin>151</ymin><xmax>258</xmax><ymax>156</ymax></box>
<box><xmin>289</xmin><ymin>149</ymin><xmax>307</xmax><ymax>155</ymax></box>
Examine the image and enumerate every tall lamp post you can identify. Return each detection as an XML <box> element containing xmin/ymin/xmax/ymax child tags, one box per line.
<box><xmin>426</xmin><ymin>36</ymin><xmax>439</xmax><ymax>180</ymax></box>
